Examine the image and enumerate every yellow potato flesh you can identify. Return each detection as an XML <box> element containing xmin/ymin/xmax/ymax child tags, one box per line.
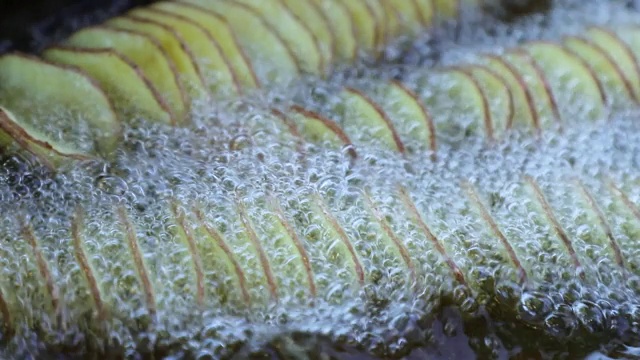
<box><xmin>310</xmin><ymin>0</ymin><xmax>357</xmax><ymax>61</ymax></box>
<box><xmin>180</xmin><ymin>0</ymin><xmax>299</xmax><ymax>85</ymax></box>
<box><xmin>43</xmin><ymin>47</ymin><xmax>173</xmax><ymax>124</ymax></box>
<box><xmin>127</xmin><ymin>8</ymin><xmax>239</xmax><ymax>97</ymax></box>
<box><xmin>0</xmin><ymin>54</ymin><xmax>119</xmax><ymax>156</ymax></box>
<box><xmin>151</xmin><ymin>1</ymin><xmax>259</xmax><ymax>89</ymax></box>
<box><xmin>279</xmin><ymin>0</ymin><xmax>335</xmax><ymax>68</ymax></box>
<box><xmin>564</xmin><ymin>36</ymin><xmax>637</xmax><ymax>107</ymax></box>
<box><xmin>64</xmin><ymin>27</ymin><xmax>185</xmax><ymax>124</ymax></box>
<box><xmin>106</xmin><ymin>16</ymin><xmax>208</xmax><ymax>102</ymax></box>
<box><xmin>232</xmin><ymin>0</ymin><xmax>324</xmax><ymax>75</ymax></box>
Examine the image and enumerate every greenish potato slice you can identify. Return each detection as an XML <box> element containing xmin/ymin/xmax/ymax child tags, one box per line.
<box><xmin>336</xmin><ymin>87</ymin><xmax>405</xmax><ymax>152</ymax></box>
<box><xmin>179</xmin><ymin>0</ymin><xmax>300</xmax><ymax>85</ymax></box>
<box><xmin>126</xmin><ymin>7</ymin><xmax>240</xmax><ymax>98</ymax></box>
<box><xmin>563</xmin><ymin>36</ymin><xmax>637</xmax><ymax>108</ymax></box>
<box><xmin>64</xmin><ymin>26</ymin><xmax>186</xmax><ymax>125</ymax></box>
<box><xmin>279</xmin><ymin>0</ymin><xmax>335</xmax><ymax>68</ymax></box>
<box><xmin>523</xmin><ymin>41</ymin><xmax>606</xmax><ymax>122</ymax></box>
<box><xmin>232</xmin><ymin>0</ymin><xmax>324</xmax><ymax>75</ymax></box>
<box><xmin>310</xmin><ymin>0</ymin><xmax>357</xmax><ymax>61</ymax></box>
<box><xmin>388</xmin><ymin>0</ymin><xmax>423</xmax><ymax>36</ymax></box>
<box><xmin>0</xmin><ymin>106</ymin><xmax>95</xmax><ymax>169</ymax></box>
<box><xmin>149</xmin><ymin>1</ymin><xmax>259</xmax><ymax>90</ymax></box>
<box><xmin>105</xmin><ymin>15</ymin><xmax>209</xmax><ymax>102</ymax></box>
<box><xmin>0</xmin><ymin>54</ymin><xmax>120</xmax><ymax>161</ymax></box>
<box><xmin>43</xmin><ymin>47</ymin><xmax>173</xmax><ymax>124</ymax></box>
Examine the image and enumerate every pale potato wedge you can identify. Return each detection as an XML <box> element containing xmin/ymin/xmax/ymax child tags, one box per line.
<box><xmin>232</xmin><ymin>0</ymin><xmax>324</xmax><ymax>75</ymax></box>
<box><xmin>149</xmin><ymin>1</ymin><xmax>259</xmax><ymax>89</ymax></box>
<box><xmin>0</xmin><ymin>54</ymin><xmax>120</xmax><ymax>160</ymax></box>
<box><xmin>564</xmin><ymin>36</ymin><xmax>637</xmax><ymax>107</ymax></box>
<box><xmin>310</xmin><ymin>0</ymin><xmax>357</xmax><ymax>61</ymax></box>
<box><xmin>388</xmin><ymin>0</ymin><xmax>424</xmax><ymax>36</ymax></box>
<box><xmin>126</xmin><ymin>7</ymin><xmax>240</xmax><ymax>97</ymax></box>
<box><xmin>279</xmin><ymin>0</ymin><xmax>335</xmax><ymax>68</ymax></box>
<box><xmin>336</xmin><ymin>87</ymin><xmax>405</xmax><ymax>152</ymax></box>
<box><xmin>524</xmin><ymin>41</ymin><xmax>606</xmax><ymax>122</ymax></box>
<box><xmin>105</xmin><ymin>15</ymin><xmax>209</xmax><ymax>102</ymax></box>
<box><xmin>64</xmin><ymin>26</ymin><xmax>186</xmax><ymax>124</ymax></box>
<box><xmin>0</xmin><ymin>106</ymin><xmax>94</xmax><ymax>169</ymax></box>
<box><xmin>179</xmin><ymin>0</ymin><xmax>299</xmax><ymax>85</ymax></box>
<box><xmin>43</xmin><ymin>47</ymin><xmax>173</xmax><ymax>124</ymax></box>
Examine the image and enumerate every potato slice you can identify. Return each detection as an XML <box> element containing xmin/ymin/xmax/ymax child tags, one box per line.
<box><xmin>462</xmin><ymin>65</ymin><xmax>514</xmax><ymax>139</ymax></box>
<box><xmin>477</xmin><ymin>54</ymin><xmax>537</xmax><ymax>132</ymax></box>
<box><xmin>310</xmin><ymin>0</ymin><xmax>357</xmax><ymax>61</ymax></box>
<box><xmin>524</xmin><ymin>42</ymin><xmax>606</xmax><ymax>122</ymax></box>
<box><xmin>179</xmin><ymin>0</ymin><xmax>299</xmax><ymax>85</ymax></box>
<box><xmin>0</xmin><ymin>54</ymin><xmax>119</xmax><ymax>160</ymax></box>
<box><xmin>609</xmin><ymin>26</ymin><xmax>640</xmax><ymax>102</ymax></box>
<box><xmin>43</xmin><ymin>47</ymin><xmax>173</xmax><ymax>124</ymax></box>
<box><xmin>336</xmin><ymin>87</ymin><xmax>405</xmax><ymax>152</ymax></box>
<box><xmin>64</xmin><ymin>26</ymin><xmax>186</xmax><ymax>125</ymax></box>
<box><xmin>564</xmin><ymin>36</ymin><xmax>637</xmax><ymax>107</ymax></box>
<box><xmin>149</xmin><ymin>1</ymin><xmax>259</xmax><ymax>89</ymax></box>
<box><xmin>232</xmin><ymin>0</ymin><xmax>324</xmax><ymax>75</ymax></box>
<box><xmin>105</xmin><ymin>15</ymin><xmax>209</xmax><ymax>102</ymax></box>
<box><xmin>0</xmin><ymin>106</ymin><xmax>95</xmax><ymax>169</ymax></box>
<box><xmin>279</xmin><ymin>0</ymin><xmax>335</xmax><ymax>67</ymax></box>
<box><xmin>126</xmin><ymin>8</ymin><xmax>239</xmax><ymax>97</ymax></box>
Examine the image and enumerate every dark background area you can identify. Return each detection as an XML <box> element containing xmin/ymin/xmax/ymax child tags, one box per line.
<box><xmin>0</xmin><ymin>0</ymin><xmax>155</xmax><ymax>54</ymax></box>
